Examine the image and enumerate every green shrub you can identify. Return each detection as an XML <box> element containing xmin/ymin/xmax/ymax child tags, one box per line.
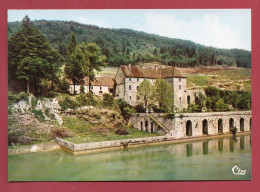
<box><xmin>115</xmin><ymin>99</ymin><xmax>136</xmax><ymax>119</ymax></box>
<box><xmin>45</xmin><ymin>108</ymin><xmax>50</xmax><ymax>117</ymax></box>
<box><xmin>76</xmin><ymin>93</ymin><xmax>88</xmax><ymax>106</ymax></box>
<box><xmin>163</xmin><ymin>112</ymin><xmax>175</xmax><ymax>119</ymax></box>
<box><xmin>80</xmin><ymin>85</ymin><xmax>85</xmax><ymax>94</ymax></box>
<box><xmin>46</xmin><ymin>91</ymin><xmax>56</xmax><ymax>98</ymax></box>
<box><xmin>16</xmin><ymin>92</ymin><xmax>29</xmax><ymax>101</ymax></box>
<box><xmin>59</xmin><ymin>96</ymin><xmax>79</xmax><ymax>111</ymax></box>
<box><xmin>103</xmin><ymin>93</ymin><xmax>114</xmax><ymax>107</ymax></box>
<box><xmin>58</xmin><ymin>78</ymin><xmax>70</xmax><ymax>93</ymax></box>
<box><xmin>32</xmin><ymin>109</ymin><xmax>45</xmax><ymax>120</ymax></box>
<box><xmin>85</xmin><ymin>92</ymin><xmax>97</xmax><ymax>106</ymax></box>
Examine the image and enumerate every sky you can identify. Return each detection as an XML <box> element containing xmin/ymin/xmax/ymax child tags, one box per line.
<box><xmin>8</xmin><ymin>9</ymin><xmax>251</xmax><ymax>51</ymax></box>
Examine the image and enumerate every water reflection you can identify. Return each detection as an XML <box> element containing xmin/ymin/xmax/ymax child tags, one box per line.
<box><xmin>186</xmin><ymin>143</ymin><xmax>193</xmax><ymax>157</ymax></box>
<box><xmin>8</xmin><ymin>135</ymin><xmax>251</xmax><ymax>181</ymax></box>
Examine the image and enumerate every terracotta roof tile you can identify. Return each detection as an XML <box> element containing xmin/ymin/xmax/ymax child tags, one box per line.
<box><xmin>69</xmin><ymin>77</ymin><xmax>115</xmax><ymax>87</ymax></box>
<box><xmin>120</xmin><ymin>65</ymin><xmax>185</xmax><ymax>79</ymax></box>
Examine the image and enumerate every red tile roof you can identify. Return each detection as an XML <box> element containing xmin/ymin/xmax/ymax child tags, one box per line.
<box><xmin>120</xmin><ymin>65</ymin><xmax>185</xmax><ymax>79</ymax></box>
<box><xmin>70</xmin><ymin>77</ymin><xmax>115</xmax><ymax>87</ymax></box>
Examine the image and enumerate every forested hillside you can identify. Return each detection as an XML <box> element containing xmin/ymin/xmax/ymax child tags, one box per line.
<box><xmin>8</xmin><ymin>20</ymin><xmax>251</xmax><ymax>68</ymax></box>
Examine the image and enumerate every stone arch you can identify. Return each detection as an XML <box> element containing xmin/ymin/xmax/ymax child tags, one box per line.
<box><xmin>151</xmin><ymin>122</ymin><xmax>154</xmax><ymax>133</ymax></box>
<box><xmin>240</xmin><ymin>118</ymin><xmax>244</xmax><ymax>132</ymax></box>
<box><xmin>229</xmin><ymin>118</ymin><xmax>234</xmax><ymax>131</ymax></box>
<box><xmin>186</xmin><ymin>120</ymin><xmax>192</xmax><ymax>136</ymax></box>
<box><xmin>187</xmin><ymin>95</ymin><xmax>191</xmax><ymax>105</ymax></box>
<box><xmin>218</xmin><ymin>119</ymin><xmax>223</xmax><ymax>134</ymax></box>
<box><xmin>99</xmin><ymin>91</ymin><xmax>103</xmax><ymax>96</ymax></box>
<box><xmin>202</xmin><ymin>119</ymin><xmax>208</xmax><ymax>135</ymax></box>
<box><xmin>140</xmin><ymin>121</ymin><xmax>143</xmax><ymax>131</ymax></box>
<box><xmin>145</xmin><ymin>120</ymin><xmax>149</xmax><ymax>132</ymax></box>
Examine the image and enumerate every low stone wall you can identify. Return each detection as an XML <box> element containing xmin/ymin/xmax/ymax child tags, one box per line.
<box><xmin>56</xmin><ymin>135</ymin><xmax>178</xmax><ymax>152</ymax></box>
<box><xmin>129</xmin><ymin>111</ymin><xmax>252</xmax><ymax>139</ymax></box>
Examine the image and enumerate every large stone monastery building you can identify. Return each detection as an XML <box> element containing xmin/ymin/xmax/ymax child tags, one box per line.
<box><xmin>115</xmin><ymin>63</ymin><xmax>189</xmax><ymax>110</ymax></box>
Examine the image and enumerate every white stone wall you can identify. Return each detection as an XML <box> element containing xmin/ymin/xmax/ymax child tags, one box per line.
<box><xmin>129</xmin><ymin>111</ymin><xmax>252</xmax><ymax>139</ymax></box>
<box><xmin>69</xmin><ymin>85</ymin><xmax>111</xmax><ymax>96</ymax></box>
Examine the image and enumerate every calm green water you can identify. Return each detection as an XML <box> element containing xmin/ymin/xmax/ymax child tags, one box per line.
<box><xmin>8</xmin><ymin>135</ymin><xmax>251</xmax><ymax>181</ymax></box>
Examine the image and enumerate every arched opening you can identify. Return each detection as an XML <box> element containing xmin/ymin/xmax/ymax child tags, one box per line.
<box><xmin>202</xmin><ymin>119</ymin><xmax>208</xmax><ymax>135</ymax></box>
<box><xmin>218</xmin><ymin>119</ymin><xmax>223</xmax><ymax>134</ymax></box>
<box><xmin>151</xmin><ymin>122</ymin><xmax>154</xmax><ymax>133</ymax></box>
<box><xmin>145</xmin><ymin>120</ymin><xmax>149</xmax><ymax>132</ymax></box>
<box><xmin>187</xmin><ymin>95</ymin><xmax>191</xmax><ymax>105</ymax></box>
<box><xmin>186</xmin><ymin>120</ymin><xmax>192</xmax><ymax>136</ymax></box>
<box><xmin>99</xmin><ymin>91</ymin><xmax>103</xmax><ymax>96</ymax></box>
<box><xmin>229</xmin><ymin>118</ymin><xmax>234</xmax><ymax>132</ymax></box>
<box><xmin>240</xmin><ymin>118</ymin><xmax>244</xmax><ymax>132</ymax></box>
<box><xmin>140</xmin><ymin>121</ymin><xmax>143</xmax><ymax>131</ymax></box>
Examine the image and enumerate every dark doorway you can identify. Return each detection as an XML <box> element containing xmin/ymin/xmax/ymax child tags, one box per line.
<box><xmin>151</xmin><ymin>122</ymin><xmax>154</xmax><ymax>133</ymax></box>
<box><xmin>186</xmin><ymin>120</ymin><xmax>192</xmax><ymax>136</ymax></box>
<box><xmin>141</xmin><ymin>121</ymin><xmax>143</xmax><ymax>131</ymax></box>
<box><xmin>187</xmin><ymin>95</ymin><xmax>190</xmax><ymax>105</ymax></box>
<box><xmin>240</xmin><ymin>118</ymin><xmax>244</xmax><ymax>132</ymax></box>
<box><xmin>202</xmin><ymin>119</ymin><xmax>208</xmax><ymax>135</ymax></box>
<box><xmin>145</xmin><ymin>120</ymin><xmax>149</xmax><ymax>132</ymax></box>
<box><xmin>218</xmin><ymin>119</ymin><xmax>223</xmax><ymax>134</ymax></box>
<box><xmin>229</xmin><ymin>118</ymin><xmax>234</xmax><ymax>131</ymax></box>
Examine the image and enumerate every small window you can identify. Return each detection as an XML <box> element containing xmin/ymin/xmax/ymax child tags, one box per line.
<box><xmin>137</xmin><ymin>78</ymin><xmax>139</xmax><ymax>82</ymax></box>
<box><xmin>129</xmin><ymin>85</ymin><xmax>131</xmax><ymax>90</ymax></box>
<box><xmin>179</xmin><ymin>97</ymin><xmax>182</xmax><ymax>104</ymax></box>
<box><xmin>100</xmin><ymin>87</ymin><xmax>102</xmax><ymax>90</ymax></box>
<box><xmin>137</xmin><ymin>86</ymin><xmax>139</xmax><ymax>90</ymax></box>
<box><xmin>179</xmin><ymin>78</ymin><xmax>181</xmax><ymax>82</ymax></box>
<box><xmin>91</xmin><ymin>86</ymin><xmax>93</xmax><ymax>90</ymax></box>
<box><xmin>129</xmin><ymin>78</ymin><xmax>131</xmax><ymax>81</ymax></box>
<box><xmin>179</xmin><ymin>85</ymin><xmax>181</xmax><ymax>90</ymax></box>
<box><xmin>129</xmin><ymin>96</ymin><xmax>132</xmax><ymax>100</ymax></box>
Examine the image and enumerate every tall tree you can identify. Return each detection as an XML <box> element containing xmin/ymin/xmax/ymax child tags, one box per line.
<box><xmin>85</xmin><ymin>43</ymin><xmax>106</xmax><ymax>92</ymax></box>
<box><xmin>153</xmin><ymin>79</ymin><xmax>174</xmax><ymax>112</ymax></box>
<box><xmin>137</xmin><ymin>79</ymin><xmax>154</xmax><ymax>109</ymax></box>
<box><xmin>8</xmin><ymin>15</ymin><xmax>63</xmax><ymax>95</ymax></box>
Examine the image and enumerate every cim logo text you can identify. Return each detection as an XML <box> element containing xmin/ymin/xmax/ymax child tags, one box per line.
<box><xmin>232</xmin><ymin>165</ymin><xmax>246</xmax><ymax>175</ymax></box>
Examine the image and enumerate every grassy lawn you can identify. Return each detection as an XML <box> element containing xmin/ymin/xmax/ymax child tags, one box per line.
<box><xmin>187</xmin><ymin>75</ymin><xmax>210</xmax><ymax>87</ymax></box>
<box><xmin>95</xmin><ymin>67</ymin><xmax>118</xmax><ymax>77</ymax></box>
<box><xmin>62</xmin><ymin>116</ymin><xmax>160</xmax><ymax>144</ymax></box>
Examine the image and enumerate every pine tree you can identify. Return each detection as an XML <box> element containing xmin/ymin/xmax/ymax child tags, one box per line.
<box><xmin>8</xmin><ymin>15</ymin><xmax>63</xmax><ymax>95</ymax></box>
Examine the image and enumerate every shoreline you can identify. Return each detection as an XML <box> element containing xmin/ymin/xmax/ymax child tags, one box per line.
<box><xmin>8</xmin><ymin>132</ymin><xmax>251</xmax><ymax>155</ymax></box>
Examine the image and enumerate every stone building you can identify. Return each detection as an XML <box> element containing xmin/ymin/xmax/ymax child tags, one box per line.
<box><xmin>69</xmin><ymin>77</ymin><xmax>114</xmax><ymax>96</ymax></box>
<box><xmin>115</xmin><ymin>63</ymin><xmax>188</xmax><ymax>110</ymax></box>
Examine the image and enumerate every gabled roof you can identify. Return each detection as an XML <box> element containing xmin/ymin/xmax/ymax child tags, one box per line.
<box><xmin>69</xmin><ymin>77</ymin><xmax>115</xmax><ymax>87</ymax></box>
<box><xmin>120</xmin><ymin>65</ymin><xmax>185</xmax><ymax>79</ymax></box>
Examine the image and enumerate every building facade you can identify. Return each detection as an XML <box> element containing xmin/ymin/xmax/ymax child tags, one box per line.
<box><xmin>69</xmin><ymin>77</ymin><xmax>114</xmax><ymax>96</ymax></box>
<box><xmin>115</xmin><ymin>63</ymin><xmax>188</xmax><ymax>110</ymax></box>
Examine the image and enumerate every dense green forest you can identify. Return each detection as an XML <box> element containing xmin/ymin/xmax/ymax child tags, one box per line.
<box><xmin>8</xmin><ymin>20</ymin><xmax>251</xmax><ymax>68</ymax></box>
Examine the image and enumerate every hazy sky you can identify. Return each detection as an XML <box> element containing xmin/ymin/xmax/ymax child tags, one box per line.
<box><xmin>8</xmin><ymin>9</ymin><xmax>251</xmax><ymax>51</ymax></box>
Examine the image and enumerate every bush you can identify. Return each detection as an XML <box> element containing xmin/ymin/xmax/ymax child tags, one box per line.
<box><xmin>58</xmin><ymin>78</ymin><xmax>70</xmax><ymax>93</ymax></box>
<box><xmin>80</xmin><ymin>85</ymin><xmax>85</xmax><ymax>94</ymax></box>
<box><xmin>103</xmin><ymin>93</ymin><xmax>114</xmax><ymax>107</ymax></box>
<box><xmin>135</xmin><ymin>104</ymin><xmax>146</xmax><ymax>113</ymax></box>
<box><xmin>163</xmin><ymin>112</ymin><xmax>175</xmax><ymax>119</ymax></box>
<box><xmin>59</xmin><ymin>95</ymin><xmax>79</xmax><ymax>111</ymax></box>
<box><xmin>46</xmin><ymin>91</ymin><xmax>56</xmax><ymax>98</ymax></box>
<box><xmin>32</xmin><ymin>109</ymin><xmax>45</xmax><ymax>120</ymax></box>
<box><xmin>85</xmin><ymin>92</ymin><xmax>97</xmax><ymax>106</ymax></box>
<box><xmin>230</xmin><ymin>127</ymin><xmax>238</xmax><ymax>136</ymax></box>
<box><xmin>8</xmin><ymin>92</ymin><xmax>29</xmax><ymax>105</ymax></box>
<box><xmin>115</xmin><ymin>99</ymin><xmax>136</xmax><ymax>119</ymax></box>
<box><xmin>76</xmin><ymin>93</ymin><xmax>88</xmax><ymax>106</ymax></box>
<box><xmin>51</xmin><ymin>128</ymin><xmax>73</xmax><ymax>138</ymax></box>
<box><xmin>115</xmin><ymin>128</ymin><xmax>129</xmax><ymax>135</ymax></box>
